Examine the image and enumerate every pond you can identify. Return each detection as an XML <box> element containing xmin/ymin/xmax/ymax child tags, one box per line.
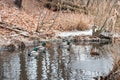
<box><xmin>0</xmin><ymin>39</ymin><xmax>118</xmax><ymax>80</ymax></box>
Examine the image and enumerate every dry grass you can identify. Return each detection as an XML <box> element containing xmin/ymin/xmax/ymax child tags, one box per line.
<box><xmin>0</xmin><ymin>0</ymin><xmax>94</xmax><ymax>33</ymax></box>
<box><xmin>1</xmin><ymin>0</ymin><xmax>120</xmax><ymax>35</ymax></box>
<box><xmin>87</xmin><ymin>0</ymin><xmax>120</xmax><ymax>32</ymax></box>
<box><xmin>52</xmin><ymin>13</ymin><xmax>93</xmax><ymax>31</ymax></box>
<box><xmin>61</xmin><ymin>20</ymin><xmax>89</xmax><ymax>31</ymax></box>
<box><xmin>75</xmin><ymin>20</ymin><xmax>89</xmax><ymax>31</ymax></box>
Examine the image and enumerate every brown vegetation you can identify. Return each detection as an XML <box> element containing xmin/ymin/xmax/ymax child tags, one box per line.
<box><xmin>0</xmin><ymin>0</ymin><xmax>120</xmax><ymax>41</ymax></box>
<box><xmin>0</xmin><ymin>0</ymin><xmax>93</xmax><ymax>33</ymax></box>
<box><xmin>1</xmin><ymin>0</ymin><xmax>120</xmax><ymax>33</ymax></box>
<box><xmin>0</xmin><ymin>0</ymin><xmax>120</xmax><ymax>79</ymax></box>
<box><xmin>104</xmin><ymin>41</ymin><xmax>120</xmax><ymax>80</ymax></box>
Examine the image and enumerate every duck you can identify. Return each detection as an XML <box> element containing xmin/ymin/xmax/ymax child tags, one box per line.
<box><xmin>28</xmin><ymin>47</ymin><xmax>39</xmax><ymax>57</ymax></box>
<box><xmin>92</xmin><ymin>25</ymin><xmax>97</xmax><ymax>35</ymax></box>
<box><xmin>72</xmin><ymin>38</ymin><xmax>78</xmax><ymax>43</ymax></box>
<box><xmin>59</xmin><ymin>40</ymin><xmax>71</xmax><ymax>49</ymax></box>
<box><xmin>37</xmin><ymin>46</ymin><xmax>46</xmax><ymax>53</ymax></box>
<box><xmin>90</xmin><ymin>48</ymin><xmax>99</xmax><ymax>56</ymax></box>
<box><xmin>41</xmin><ymin>41</ymin><xmax>46</xmax><ymax>47</ymax></box>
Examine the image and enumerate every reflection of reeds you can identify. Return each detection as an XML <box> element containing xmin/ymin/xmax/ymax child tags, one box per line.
<box><xmin>104</xmin><ymin>42</ymin><xmax>120</xmax><ymax>80</ymax></box>
<box><xmin>104</xmin><ymin>60</ymin><xmax>120</xmax><ymax>80</ymax></box>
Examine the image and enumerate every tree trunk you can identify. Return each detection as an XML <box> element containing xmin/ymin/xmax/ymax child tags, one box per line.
<box><xmin>14</xmin><ymin>0</ymin><xmax>22</xmax><ymax>8</ymax></box>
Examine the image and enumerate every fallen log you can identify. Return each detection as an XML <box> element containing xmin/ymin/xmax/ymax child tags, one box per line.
<box><xmin>99</xmin><ymin>34</ymin><xmax>111</xmax><ymax>40</ymax></box>
<box><xmin>0</xmin><ymin>21</ymin><xmax>55</xmax><ymax>39</ymax></box>
<box><xmin>0</xmin><ymin>22</ymin><xmax>29</xmax><ymax>37</ymax></box>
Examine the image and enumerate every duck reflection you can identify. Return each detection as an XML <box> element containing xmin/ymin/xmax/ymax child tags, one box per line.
<box><xmin>26</xmin><ymin>56</ymin><xmax>37</xmax><ymax>80</ymax></box>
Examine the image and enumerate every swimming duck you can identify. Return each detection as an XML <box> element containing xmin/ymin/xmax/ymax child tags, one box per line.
<box><xmin>28</xmin><ymin>47</ymin><xmax>39</xmax><ymax>57</ymax></box>
<box><xmin>59</xmin><ymin>41</ymin><xmax>71</xmax><ymax>49</ymax></box>
<box><xmin>90</xmin><ymin>48</ymin><xmax>99</xmax><ymax>56</ymax></box>
<box><xmin>73</xmin><ymin>38</ymin><xmax>78</xmax><ymax>43</ymax></box>
<box><xmin>41</xmin><ymin>41</ymin><xmax>46</xmax><ymax>47</ymax></box>
<box><xmin>67</xmin><ymin>41</ymin><xmax>71</xmax><ymax>45</ymax></box>
<box><xmin>37</xmin><ymin>46</ymin><xmax>46</xmax><ymax>53</ymax></box>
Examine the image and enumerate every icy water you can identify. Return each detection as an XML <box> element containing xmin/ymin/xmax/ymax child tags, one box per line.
<box><xmin>0</xmin><ymin>40</ymin><xmax>118</xmax><ymax>80</ymax></box>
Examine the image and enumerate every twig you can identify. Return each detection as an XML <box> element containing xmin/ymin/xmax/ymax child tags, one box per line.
<box><xmin>0</xmin><ymin>22</ymin><xmax>29</xmax><ymax>37</ymax></box>
<box><xmin>100</xmin><ymin>0</ymin><xmax>117</xmax><ymax>32</ymax></box>
<box><xmin>47</xmin><ymin>0</ymin><xmax>61</xmax><ymax>31</ymax></box>
<box><xmin>36</xmin><ymin>7</ymin><xmax>44</xmax><ymax>32</ymax></box>
<box><xmin>36</xmin><ymin>8</ymin><xmax>50</xmax><ymax>32</ymax></box>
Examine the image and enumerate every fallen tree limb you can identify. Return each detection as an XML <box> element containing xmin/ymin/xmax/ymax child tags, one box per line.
<box><xmin>0</xmin><ymin>22</ymin><xmax>30</xmax><ymax>37</ymax></box>
<box><xmin>0</xmin><ymin>22</ymin><xmax>55</xmax><ymax>39</ymax></box>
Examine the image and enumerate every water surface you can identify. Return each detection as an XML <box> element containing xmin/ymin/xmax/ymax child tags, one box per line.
<box><xmin>0</xmin><ymin>40</ymin><xmax>116</xmax><ymax>80</ymax></box>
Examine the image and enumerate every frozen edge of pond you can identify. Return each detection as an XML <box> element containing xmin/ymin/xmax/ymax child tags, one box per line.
<box><xmin>56</xmin><ymin>29</ymin><xmax>120</xmax><ymax>38</ymax></box>
<box><xmin>56</xmin><ymin>29</ymin><xmax>93</xmax><ymax>37</ymax></box>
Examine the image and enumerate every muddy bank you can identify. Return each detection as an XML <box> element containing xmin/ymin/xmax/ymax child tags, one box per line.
<box><xmin>0</xmin><ymin>21</ymin><xmax>116</xmax><ymax>52</ymax></box>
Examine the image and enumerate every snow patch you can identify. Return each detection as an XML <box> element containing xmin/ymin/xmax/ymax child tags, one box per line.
<box><xmin>56</xmin><ymin>29</ymin><xmax>93</xmax><ymax>37</ymax></box>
